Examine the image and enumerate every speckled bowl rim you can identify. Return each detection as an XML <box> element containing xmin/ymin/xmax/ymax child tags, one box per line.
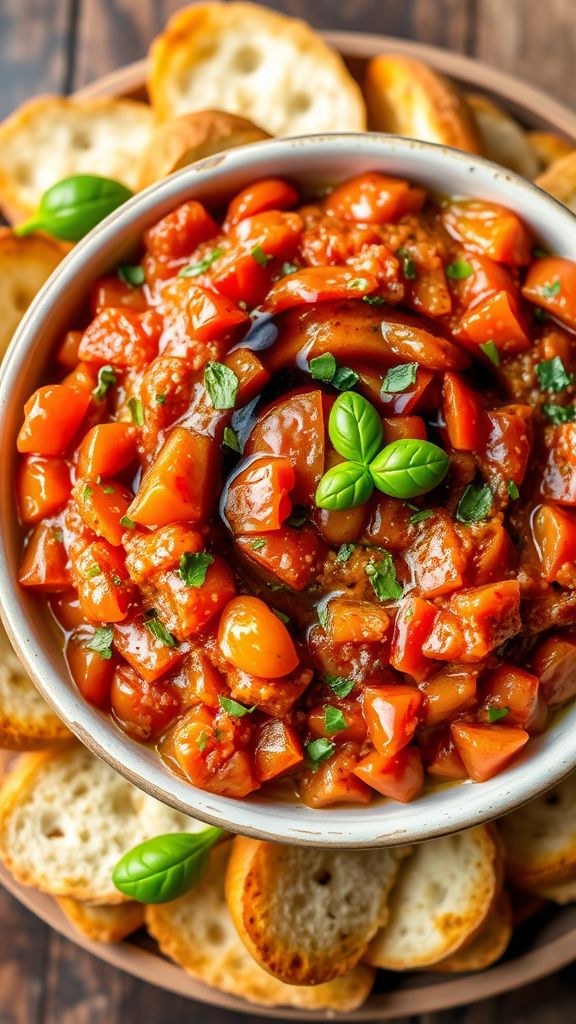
<box><xmin>2</xmin><ymin>133</ymin><xmax>576</xmax><ymax>847</ymax></box>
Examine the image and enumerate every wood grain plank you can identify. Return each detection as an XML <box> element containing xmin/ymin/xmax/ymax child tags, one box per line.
<box><xmin>0</xmin><ymin>0</ymin><xmax>73</xmax><ymax>118</ymax></box>
<box><xmin>0</xmin><ymin>887</ymin><xmax>48</xmax><ymax>1024</ymax></box>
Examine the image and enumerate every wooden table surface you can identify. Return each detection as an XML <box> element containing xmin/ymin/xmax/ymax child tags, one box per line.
<box><xmin>1</xmin><ymin>0</ymin><xmax>576</xmax><ymax>1021</ymax></box>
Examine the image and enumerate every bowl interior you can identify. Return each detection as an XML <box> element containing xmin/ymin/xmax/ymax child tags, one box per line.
<box><xmin>2</xmin><ymin>133</ymin><xmax>576</xmax><ymax>847</ymax></box>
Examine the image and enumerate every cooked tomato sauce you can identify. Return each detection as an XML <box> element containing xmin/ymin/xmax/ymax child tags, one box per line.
<box><xmin>15</xmin><ymin>172</ymin><xmax>576</xmax><ymax>806</ymax></box>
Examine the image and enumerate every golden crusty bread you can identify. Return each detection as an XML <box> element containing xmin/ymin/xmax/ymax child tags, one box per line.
<box><xmin>0</xmin><ymin>96</ymin><xmax>154</xmax><ymax>223</ymax></box>
<box><xmin>528</xmin><ymin>131</ymin><xmax>574</xmax><ymax>172</ymax></box>
<box><xmin>466</xmin><ymin>93</ymin><xmax>539</xmax><ymax>178</ymax></box>
<box><xmin>138</xmin><ymin>109</ymin><xmax>270</xmax><ymax>189</ymax></box>
<box><xmin>365</xmin><ymin>826</ymin><xmax>501</xmax><ymax>970</ymax></box>
<box><xmin>364</xmin><ymin>54</ymin><xmax>481</xmax><ymax>153</ymax></box>
<box><xmin>0</xmin><ymin>745</ymin><xmax>207</xmax><ymax>903</ymax></box>
<box><xmin>431</xmin><ymin>891</ymin><xmax>512</xmax><ymax>973</ymax></box>
<box><xmin>0</xmin><ymin>229</ymin><xmax>66</xmax><ymax>365</ymax></box>
<box><xmin>148</xmin><ymin>3</ymin><xmax>366</xmax><ymax>134</ymax></box>
<box><xmin>535</xmin><ymin>150</ymin><xmax>576</xmax><ymax>213</ymax></box>
<box><xmin>147</xmin><ymin>842</ymin><xmax>375</xmax><ymax>1011</ymax></box>
<box><xmin>57</xmin><ymin>897</ymin><xmax>145</xmax><ymax>943</ymax></box>
<box><xmin>225</xmin><ymin>835</ymin><xmax>408</xmax><ymax>985</ymax></box>
<box><xmin>528</xmin><ymin>875</ymin><xmax>576</xmax><ymax>905</ymax></box>
<box><xmin>499</xmin><ymin>775</ymin><xmax>576</xmax><ymax>890</ymax></box>
<box><xmin>0</xmin><ymin>620</ymin><xmax>70</xmax><ymax>750</ymax></box>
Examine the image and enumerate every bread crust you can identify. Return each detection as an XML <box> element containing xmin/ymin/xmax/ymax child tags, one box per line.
<box><xmin>528</xmin><ymin>131</ymin><xmax>574</xmax><ymax>172</ymax></box>
<box><xmin>466</xmin><ymin>93</ymin><xmax>539</xmax><ymax>178</ymax></box>
<box><xmin>138</xmin><ymin>109</ymin><xmax>270</xmax><ymax>188</ymax></box>
<box><xmin>364</xmin><ymin>54</ymin><xmax>481</xmax><ymax>153</ymax></box>
<box><xmin>57</xmin><ymin>897</ymin><xmax>145</xmax><ymax>942</ymax></box>
<box><xmin>431</xmin><ymin>891</ymin><xmax>512</xmax><ymax>972</ymax></box>
<box><xmin>535</xmin><ymin>150</ymin><xmax>576</xmax><ymax>213</ymax></box>
<box><xmin>499</xmin><ymin>776</ymin><xmax>576</xmax><ymax>890</ymax></box>
<box><xmin>0</xmin><ymin>229</ymin><xmax>67</xmax><ymax>366</ymax></box>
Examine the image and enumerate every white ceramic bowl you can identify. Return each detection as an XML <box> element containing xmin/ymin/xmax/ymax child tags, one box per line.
<box><xmin>2</xmin><ymin>133</ymin><xmax>576</xmax><ymax>848</ymax></box>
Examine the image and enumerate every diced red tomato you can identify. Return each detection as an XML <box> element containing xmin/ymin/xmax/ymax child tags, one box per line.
<box><xmin>378</xmin><ymin>368</ymin><xmax>439</xmax><ymax>415</ymax></box>
<box><xmin>218</xmin><ymin>595</ymin><xmax>299</xmax><ymax>679</ymax></box>
<box><xmin>254</xmin><ymin>719</ymin><xmax>304</xmax><ymax>782</ymax></box>
<box><xmin>111</xmin><ymin>663</ymin><xmax>180</xmax><ymax>741</ymax></box>
<box><xmin>479</xmin><ymin>663</ymin><xmax>539</xmax><ymax>728</ymax></box>
<box><xmin>78</xmin><ymin>309</ymin><xmax>162</xmax><ymax>368</ymax></box>
<box><xmin>161</xmin><ymin>280</ymin><xmax>249</xmax><ymax>345</ymax></box>
<box><xmin>451</xmin><ymin>721</ymin><xmax>529</xmax><ymax>781</ymax></box>
<box><xmin>17</xmin><ymin>456</ymin><xmax>71</xmax><ymax>524</ymax></box>
<box><xmin>224</xmin><ymin>178</ymin><xmax>299</xmax><ymax>228</ymax></box>
<box><xmin>56</xmin><ymin>330</ymin><xmax>83</xmax><ymax>369</ymax></box>
<box><xmin>442</xmin><ymin>373</ymin><xmax>486</xmax><ymax>450</ymax></box>
<box><xmin>482</xmin><ymin>405</ymin><xmax>532</xmax><ymax>484</ymax></box>
<box><xmin>231</xmin><ymin>210</ymin><xmax>303</xmax><ymax>261</ymax></box>
<box><xmin>522</xmin><ymin>257</ymin><xmax>576</xmax><ymax>330</ymax></box>
<box><xmin>324</xmin><ymin>172</ymin><xmax>425</xmax><ymax>223</ymax></box>
<box><xmin>235</xmin><ymin>524</ymin><xmax>323</xmax><ymax>589</ymax></box>
<box><xmin>353</xmin><ymin>746</ymin><xmax>424</xmax><ymax>802</ymax></box>
<box><xmin>90</xmin><ymin>275</ymin><xmax>149</xmax><ymax>315</ymax></box>
<box><xmin>406</xmin><ymin>510</ymin><xmax>466</xmax><ymax>598</ymax></box>
<box><xmin>422</xmin><ymin>610</ymin><xmax>467</xmax><ymax>661</ymax></box>
<box><xmin>541</xmin><ymin>424</ymin><xmax>576</xmax><ymax>505</ymax></box>
<box><xmin>17</xmin><ymin>385</ymin><xmax>91</xmax><ymax>455</ymax></box>
<box><xmin>362</xmin><ymin>684</ymin><xmax>422</xmax><ymax>756</ymax></box>
<box><xmin>165</xmin><ymin>704</ymin><xmax>260</xmax><ymax>798</ymax></box>
<box><xmin>532</xmin><ymin>504</ymin><xmax>576</xmax><ymax>582</ymax></box>
<box><xmin>307</xmin><ymin>698</ymin><xmax>367</xmax><ymax>744</ymax></box>
<box><xmin>128</xmin><ymin>427</ymin><xmax>218</xmax><ymax>527</ymax></box>
<box><xmin>144</xmin><ymin>200</ymin><xmax>218</xmax><ymax>259</ymax></box>
<box><xmin>532</xmin><ymin>633</ymin><xmax>576</xmax><ymax>706</ymax></box>
<box><xmin>448</xmin><ymin>581</ymin><xmax>521</xmax><ymax>661</ymax></box>
<box><xmin>244</xmin><ymin>390</ymin><xmax>324</xmax><ymax>505</ymax></box>
<box><xmin>73</xmin><ymin>478</ymin><xmax>133</xmax><ymax>547</ymax></box>
<box><xmin>66</xmin><ymin>631</ymin><xmax>115</xmax><ymax>707</ymax></box>
<box><xmin>325</xmin><ymin>598</ymin><xmax>390</xmax><ymax>645</ymax></box>
<box><xmin>442</xmin><ymin>199</ymin><xmax>533</xmax><ymax>266</ymax></box>
<box><xmin>212</xmin><ymin>251</ymin><xmax>272</xmax><ymax>308</ymax></box>
<box><xmin>300</xmin><ymin>744</ymin><xmax>372</xmax><ymax>807</ymax></box>
<box><xmin>71</xmin><ymin>540</ymin><xmax>134</xmax><ymax>622</ymax></box>
<box><xmin>141</xmin><ymin>556</ymin><xmax>236</xmax><ymax>640</ymax></box>
<box><xmin>381</xmin><ymin>415</ymin><xmax>427</xmax><ymax>443</ymax></box>
<box><xmin>421</xmin><ymin>729</ymin><xmax>468</xmax><ymax>779</ymax></box>
<box><xmin>419</xmin><ymin>666</ymin><xmax>478</xmax><ymax>727</ymax></box>
<box><xmin>113</xmin><ymin>618</ymin><xmax>183</xmax><ymax>682</ymax></box>
<box><xmin>264</xmin><ymin>266</ymin><xmax>378</xmax><ymax>314</ymax></box>
<box><xmin>124</xmin><ymin>524</ymin><xmax>204</xmax><ymax>584</ymax></box>
<box><xmin>456</xmin><ymin>291</ymin><xmax>530</xmax><ymax>354</ymax></box>
<box><xmin>224</xmin><ymin>456</ymin><xmax>295</xmax><ymax>534</ymax></box>
<box><xmin>180</xmin><ymin>647</ymin><xmax>228</xmax><ymax>709</ymax></box>
<box><xmin>390</xmin><ymin>596</ymin><xmax>438</xmax><ymax>680</ymax></box>
<box><xmin>76</xmin><ymin>423</ymin><xmax>138</xmax><ymax>479</ymax></box>
<box><xmin>50</xmin><ymin>592</ymin><xmax>90</xmax><ymax>632</ymax></box>
<box><xmin>19</xmin><ymin>524</ymin><xmax>70</xmax><ymax>592</ymax></box>
<box><xmin>468</xmin><ymin>519</ymin><xmax>517</xmax><ymax>586</ymax></box>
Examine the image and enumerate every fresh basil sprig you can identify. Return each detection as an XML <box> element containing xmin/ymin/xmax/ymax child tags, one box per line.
<box><xmin>15</xmin><ymin>175</ymin><xmax>134</xmax><ymax>241</ymax></box>
<box><xmin>112</xmin><ymin>827</ymin><xmax>226</xmax><ymax>903</ymax></box>
<box><xmin>329</xmin><ymin>392</ymin><xmax>382</xmax><ymax>463</ymax></box>
<box><xmin>370</xmin><ymin>439</ymin><xmax>450</xmax><ymax>500</ymax></box>
<box><xmin>315</xmin><ymin>462</ymin><xmax>373</xmax><ymax>510</ymax></box>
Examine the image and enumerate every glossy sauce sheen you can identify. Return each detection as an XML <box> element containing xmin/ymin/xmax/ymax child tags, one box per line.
<box><xmin>15</xmin><ymin>172</ymin><xmax>576</xmax><ymax>806</ymax></box>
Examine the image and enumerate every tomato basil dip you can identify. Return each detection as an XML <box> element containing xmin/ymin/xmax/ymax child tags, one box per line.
<box><xmin>15</xmin><ymin>171</ymin><xmax>576</xmax><ymax>806</ymax></box>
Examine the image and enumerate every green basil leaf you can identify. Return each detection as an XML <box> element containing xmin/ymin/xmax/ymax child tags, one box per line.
<box><xmin>317</xmin><ymin>598</ymin><xmax>330</xmax><ymax>631</ymax></box>
<box><xmin>479</xmin><ymin>341</ymin><xmax>500</xmax><ymax>367</ymax></box>
<box><xmin>178</xmin><ymin>551</ymin><xmax>214</xmax><ymax>587</ymax></box>
<box><xmin>251</xmin><ymin>538</ymin><xmax>266</xmax><ymax>550</ymax></box>
<box><xmin>328</xmin><ymin>392</ymin><xmax>383</xmax><ymax>464</ymax></box>
<box><xmin>112</xmin><ymin>828</ymin><xmax>225</xmax><ymax>903</ymax></box>
<box><xmin>487</xmin><ymin>706</ymin><xmax>510</xmax><ymax>723</ymax></box>
<box><xmin>365</xmin><ymin>552</ymin><xmax>403</xmax><ymax>601</ymax></box>
<box><xmin>305</xmin><ymin>737</ymin><xmax>335</xmax><ymax>769</ymax></box>
<box><xmin>145</xmin><ymin>616</ymin><xmax>176</xmax><ymax>647</ymax></box>
<box><xmin>445</xmin><ymin>260</ymin><xmax>474</xmax><ymax>280</ymax></box>
<box><xmin>86</xmin><ymin>564</ymin><xmax>102</xmax><ymax>579</ymax></box>
<box><xmin>456</xmin><ymin>483</ymin><xmax>493</xmax><ymax>523</ymax></box>
<box><xmin>178</xmin><ymin>248</ymin><xmax>223</xmax><ymax>278</ymax></box>
<box><xmin>93</xmin><ymin>365</ymin><xmax>117</xmax><ymax>401</ymax></box>
<box><xmin>273</xmin><ymin>608</ymin><xmax>290</xmax><ymax>624</ymax></box>
<box><xmin>252</xmin><ymin>244</ymin><xmax>273</xmax><ymax>266</ymax></box>
<box><xmin>282</xmin><ymin>261</ymin><xmax>298</xmax><ymax>275</ymax></box>
<box><xmin>156</xmin><ymin>393</ymin><xmax>167</xmax><ymax>404</ymax></box>
<box><xmin>119</xmin><ymin>516</ymin><xmax>136</xmax><ymax>529</ymax></box>
<box><xmin>542</xmin><ymin>403</ymin><xmax>576</xmax><ymax>424</ymax></box>
<box><xmin>118</xmin><ymin>264</ymin><xmax>145</xmax><ymax>287</ymax></box>
<box><xmin>325</xmin><ymin>674</ymin><xmax>355</xmax><ymax>699</ymax></box>
<box><xmin>315</xmin><ymin>461</ymin><xmax>373</xmax><ymax>510</ymax></box>
<box><xmin>363</xmin><ymin>294</ymin><xmax>385</xmax><ymax>306</ymax></box>
<box><xmin>409</xmin><ymin>508</ymin><xmax>434</xmax><ymax>524</ymax></box>
<box><xmin>223</xmin><ymin>426</ymin><xmax>241</xmax><ymax>452</ymax></box>
<box><xmin>204</xmin><ymin>362</ymin><xmax>239</xmax><ymax>410</ymax></box>
<box><xmin>541</xmin><ymin>279</ymin><xmax>561</xmax><ymax>297</ymax></box>
<box><xmin>128</xmin><ymin>396</ymin><xmax>144</xmax><ymax>426</ymax></box>
<box><xmin>381</xmin><ymin>363</ymin><xmax>418</xmax><ymax>394</ymax></box>
<box><xmin>219</xmin><ymin>696</ymin><xmax>256</xmax><ymax>717</ymax></box>
<box><xmin>396</xmin><ymin>247</ymin><xmax>417</xmax><ymax>279</ymax></box>
<box><xmin>309</xmin><ymin>353</ymin><xmax>337</xmax><ymax>381</ymax></box>
<box><xmin>15</xmin><ymin>175</ymin><xmax>133</xmax><ymax>242</ymax></box>
<box><xmin>331</xmin><ymin>366</ymin><xmax>359</xmax><ymax>391</ymax></box>
<box><xmin>536</xmin><ymin>356</ymin><xmax>573</xmax><ymax>393</ymax></box>
<box><xmin>85</xmin><ymin>626</ymin><xmax>114</xmax><ymax>660</ymax></box>
<box><xmin>324</xmin><ymin>706</ymin><xmax>348</xmax><ymax>734</ymax></box>
<box><xmin>507</xmin><ymin>480</ymin><xmax>520</xmax><ymax>500</ymax></box>
<box><xmin>370</xmin><ymin>439</ymin><xmax>450</xmax><ymax>499</ymax></box>
<box><xmin>336</xmin><ymin>542</ymin><xmax>355</xmax><ymax>562</ymax></box>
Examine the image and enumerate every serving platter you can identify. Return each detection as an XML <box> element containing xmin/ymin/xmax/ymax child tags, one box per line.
<box><xmin>3</xmin><ymin>29</ymin><xmax>576</xmax><ymax>1019</ymax></box>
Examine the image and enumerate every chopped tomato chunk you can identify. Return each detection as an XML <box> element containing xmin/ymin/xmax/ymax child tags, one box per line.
<box><xmin>362</xmin><ymin>684</ymin><xmax>422</xmax><ymax>756</ymax></box>
<box><xmin>300</xmin><ymin>744</ymin><xmax>372</xmax><ymax>807</ymax></box>
<box><xmin>451</xmin><ymin>721</ymin><xmax>529</xmax><ymax>781</ymax></box>
<box><xmin>66</xmin><ymin>631</ymin><xmax>115</xmax><ymax>707</ymax></box>
<box><xmin>254</xmin><ymin>719</ymin><xmax>304</xmax><ymax>782</ymax></box>
<box><xmin>442</xmin><ymin>373</ymin><xmax>486</xmax><ymax>451</ymax></box>
<box><xmin>165</xmin><ymin>705</ymin><xmax>260</xmax><ymax>798</ymax></box>
<box><xmin>17</xmin><ymin>456</ymin><xmax>71</xmax><ymax>524</ymax></box>
<box><xmin>124</xmin><ymin>524</ymin><xmax>203</xmax><ymax>584</ymax></box>
<box><xmin>225</xmin><ymin>178</ymin><xmax>299</xmax><ymax>228</ymax></box>
<box><xmin>324</xmin><ymin>172</ymin><xmax>425</xmax><ymax>223</ymax></box>
<box><xmin>532</xmin><ymin>504</ymin><xmax>576</xmax><ymax>582</ymax></box>
<box><xmin>406</xmin><ymin>510</ymin><xmax>466</xmax><ymax>598</ymax></box>
<box><xmin>245</xmin><ymin>390</ymin><xmax>324</xmax><ymax>504</ymax></box>
<box><xmin>111</xmin><ymin>663</ymin><xmax>180</xmax><ymax>741</ymax></box>
<box><xmin>113</xmin><ymin>618</ymin><xmax>183</xmax><ymax>682</ymax></box>
<box><xmin>73</xmin><ymin>478</ymin><xmax>133</xmax><ymax>547</ymax></box>
<box><xmin>456</xmin><ymin>291</ymin><xmax>530</xmax><ymax>353</ymax></box>
<box><xmin>128</xmin><ymin>427</ymin><xmax>217</xmax><ymax>527</ymax></box>
<box><xmin>532</xmin><ymin>633</ymin><xmax>576</xmax><ymax>706</ymax></box>
<box><xmin>442</xmin><ymin>199</ymin><xmax>533</xmax><ymax>266</ymax></box>
<box><xmin>141</xmin><ymin>555</ymin><xmax>236</xmax><ymax>641</ymax></box>
<box><xmin>353</xmin><ymin>746</ymin><xmax>424</xmax><ymax>802</ymax></box>
<box><xmin>224</xmin><ymin>456</ymin><xmax>295</xmax><ymax>534</ymax></box>
<box><xmin>419</xmin><ymin>666</ymin><xmax>478</xmax><ymax>727</ymax></box>
<box><xmin>144</xmin><ymin>200</ymin><xmax>218</xmax><ymax>259</ymax></box>
<box><xmin>522</xmin><ymin>257</ymin><xmax>576</xmax><ymax>330</ymax></box>
<box><xmin>76</xmin><ymin>423</ymin><xmax>138</xmax><ymax>479</ymax></box>
<box><xmin>19</xmin><ymin>524</ymin><xmax>70</xmax><ymax>592</ymax></box>
<box><xmin>390</xmin><ymin>596</ymin><xmax>438</xmax><ymax>680</ymax></box>
<box><xmin>71</xmin><ymin>540</ymin><xmax>134</xmax><ymax>622</ymax></box>
<box><xmin>264</xmin><ymin>266</ymin><xmax>378</xmax><ymax>314</ymax></box>
<box><xmin>78</xmin><ymin>309</ymin><xmax>162</xmax><ymax>368</ymax></box>
<box><xmin>17</xmin><ymin>385</ymin><xmax>91</xmax><ymax>455</ymax></box>
<box><xmin>235</xmin><ymin>524</ymin><xmax>323</xmax><ymax>589</ymax></box>
<box><xmin>448</xmin><ymin>581</ymin><xmax>521</xmax><ymax>661</ymax></box>
<box><xmin>90</xmin><ymin>276</ymin><xmax>149</xmax><ymax>315</ymax></box>
<box><xmin>482</xmin><ymin>405</ymin><xmax>532</xmax><ymax>484</ymax></box>
<box><xmin>479</xmin><ymin>664</ymin><xmax>539</xmax><ymax>728</ymax></box>
<box><xmin>324</xmin><ymin>598</ymin><xmax>390</xmax><ymax>644</ymax></box>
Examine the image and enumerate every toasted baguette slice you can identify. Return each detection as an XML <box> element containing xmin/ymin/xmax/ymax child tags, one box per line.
<box><xmin>0</xmin><ymin>620</ymin><xmax>70</xmax><ymax>749</ymax></box>
<box><xmin>499</xmin><ymin>775</ymin><xmax>576</xmax><ymax>890</ymax></box>
<box><xmin>365</xmin><ymin>826</ymin><xmax>501</xmax><ymax>970</ymax></box>
<box><xmin>0</xmin><ymin>229</ymin><xmax>66</xmax><ymax>365</ymax></box>
<box><xmin>148</xmin><ymin>3</ymin><xmax>366</xmax><ymax>134</ymax></box>
<box><xmin>466</xmin><ymin>94</ymin><xmax>539</xmax><ymax>178</ymax></box>
<box><xmin>225</xmin><ymin>835</ymin><xmax>408</xmax><ymax>985</ymax></box>
<box><xmin>0</xmin><ymin>745</ymin><xmax>206</xmax><ymax>903</ymax></box>
<box><xmin>0</xmin><ymin>96</ymin><xmax>153</xmax><ymax>223</ymax></box>
<box><xmin>147</xmin><ymin>843</ymin><xmax>375</xmax><ymax>1011</ymax></box>
<box><xmin>528</xmin><ymin>131</ymin><xmax>574</xmax><ymax>172</ymax></box>
<box><xmin>364</xmin><ymin>54</ymin><xmax>481</xmax><ymax>153</ymax></box>
<box><xmin>535</xmin><ymin>151</ymin><xmax>576</xmax><ymax>214</ymax></box>
<box><xmin>529</xmin><ymin>875</ymin><xmax>576</xmax><ymax>905</ymax></box>
<box><xmin>431</xmin><ymin>891</ymin><xmax>512</xmax><ymax>973</ymax></box>
<box><xmin>138</xmin><ymin>109</ymin><xmax>270</xmax><ymax>188</ymax></box>
<box><xmin>57</xmin><ymin>897</ymin><xmax>145</xmax><ymax>942</ymax></box>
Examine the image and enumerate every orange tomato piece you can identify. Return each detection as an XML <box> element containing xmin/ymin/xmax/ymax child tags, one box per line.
<box><xmin>418</xmin><ymin>666</ymin><xmax>478</xmax><ymax>727</ymax></box>
<box><xmin>223</xmin><ymin>455</ymin><xmax>295</xmax><ymax>534</ymax></box>
<box><xmin>223</xmin><ymin>348</ymin><xmax>270</xmax><ymax>406</ymax></box>
<box><xmin>76</xmin><ymin>422</ymin><xmax>138</xmax><ymax>479</ymax></box>
<box><xmin>73</xmin><ymin>478</ymin><xmax>133</xmax><ymax>547</ymax></box>
<box><xmin>532</xmin><ymin>633</ymin><xmax>576</xmax><ymax>706</ymax></box>
<box><xmin>451</xmin><ymin>721</ymin><xmax>529</xmax><ymax>781</ymax></box>
<box><xmin>66</xmin><ymin>631</ymin><xmax>115</xmax><ymax>707</ymax></box>
<box><xmin>324</xmin><ymin>172</ymin><xmax>425</xmax><ymax>223</ymax></box>
<box><xmin>227</xmin><ymin>663</ymin><xmax>312</xmax><ymax>719</ymax></box>
<box><xmin>212</xmin><ymin>251</ymin><xmax>272</xmax><ymax>309</ymax></box>
<box><xmin>129</xmin><ymin>427</ymin><xmax>217</xmax><ymax>527</ymax></box>
<box><xmin>531</xmin><ymin>504</ymin><xmax>576</xmax><ymax>582</ymax></box>
<box><xmin>300</xmin><ymin>744</ymin><xmax>372</xmax><ymax>807</ymax></box>
<box><xmin>405</xmin><ymin>263</ymin><xmax>452</xmax><ymax>318</ymax></box>
<box><xmin>111</xmin><ymin>663</ymin><xmax>180</xmax><ymax>741</ymax></box>
<box><xmin>422</xmin><ymin>609</ymin><xmax>466</xmax><ymax>661</ymax></box>
<box><xmin>449</xmin><ymin>581</ymin><xmax>521</xmax><ymax>661</ymax></box>
<box><xmin>442</xmin><ymin>373</ymin><xmax>486</xmax><ymax>450</ymax></box>
<box><xmin>325</xmin><ymin>598</ymin><xmax>390</xmax><ymax>644</ymax></box>
<box><xmin>364</xmin><ymin>495</ymin><xmax>412</xmax><ymax>551</ymax></box>
<box><xmin>19</xmin><ymin>524</ymin><xmax>70</xmax><ymax>592</ymax></box>
<box><xmin>390</xmin><ymin>596</ymin><xmax>438</xmax><ymax>680</ymax></box>
<box><xmin>457</xmin><ymin>290</ymin><xmax>530</xmax><ymax>354</ymax></box>
<box><xmin>180</xmin><ymin>647</ymin><xmax>228</xmax><ymax>709</ymax></box>
<box><xmin>161</xmin><ymin>280</ymin><xmax>249</xmax><ymax>344</ymax></box>
<box><xmin>113</xmin><ymin>618</ymin><xmax>183</xmax><ymax>682</ymax></box>
<box><xmin>482</xmin><ymin>405</ymin><xmax>533</xmax><ymax>484</ymax></box>
<box><xmin>50</xmin><ymin>591</ymin><xmax>90</xmax><ymax>632</ymax></box>
<box><xmin>62</xmin><ymin>361</ymin><xmax>100</xmax><ymax>396</ymax></box>
<box><xmin>231</xmin><ymin>209</ymin><xmax>303</xmax><ymax>260</ymax></box>
<box><xmin>522</xmin><ymin>257</ymin><xmax>576</xmax><ymax>330</ymax></box>
<box><xmin>479</xmin><ymin>663</ymin><xmax>539</xmax><ymax>729</ymax></box>
<box><xmin>141</xmin><ymin>555</ymin><xmax>236</xmax><ymax>641</ymax></box>
<box><xmin>56</xmin><ymin>330</ymin><xmax>83</xmax><ymax>369</ymax></box>
<box><xmin>362</xmin><ymin>684</ymin><xmax>422</xmax><ymax>756</ymax></box>
<box><xmin>224</xmin><ymin>178</ymin><xmax>299</xmax><ymax>228</ymax></box>
<box><xmin>245</xmin><ymin>390</ymin><xmax>324</xmax><ymax>505</ymax></box>
<box><xmin>449</xmin><ymin>252</ymin><xmax>517</xmax><ymax>309</ymax></box>
<box><xmin>90</xmin><ymin>275</ymin><xmax>149</xmax><ymax>315</ymax></box>
<box><xmin>264</xmin><ymin>266</ymin><xmax>378</xmax><ymax>313</ymax></box>
<box><xmin>421</xmin><ymin>729</ymin><xmax>467</xmax><ymax>779</ymax></box>
<box><xmin>254</xmin><ymin>719</ymin><xmax>304</xmax><ymax>782</ymax></box>
<box><xmin>72</xmin><ymin>540</ymin><xmax>133</xmax><ymax>622</ymax></box>
<box><xmin>144</xmin><ymin>200</ymin><xmax>218</xmax><ymax>259</ymax></box>
<box><xmin>353</xmin><ymin>745</ymin><xmax>424</xmax><ymax>802</ymax></box>
<box><xmin>406</xmin><ymin>510</ymin><xmax>466</xmax><ymax>599</ymax></box>
<box><xmin>218</xmin><ymin>595</ymin><xmax>299</xmax><ymax>679</ymax></box>
<box><xmin>381</xmin><ymin>415</ymin><xmax>427</xmax><ymax>444</ymax></box>
<box><xmin>442</xmin><ymin>199</ymin><xmax>533</xmax><ymax>266</ymax></box>
<box><xmin>78</xmin><ymin>308</ymin><xmax>162</xmax><ymax>368</ymax></box>
<box><xmin>541</xmin><ymin>423</ymin><xmax>576</xmax><ymax>505</ymax></box>
<box><xmin>307</xmin><ymin>698</ymin><xmax>367</xmax><ymax>745</ymax></box>
<box><xmin>377</xmin><ymin>367</ymin><xmax>439</xmax><ymax>415</ymax></box>
<box><xmin>124</xmin><ymin>524</ymin><xmax>203</xmax><ymax>584</ymax></box>
<box><xmin>235</xmin><ymin>524</ymin><xmax>324</xmax><ymax>590</ymax></box>
<box><xmin>17</xmin><ymin>456</ymin><xmax>71</xmax><ymax>524</ymax></box>
<box><xmin>17</xmin><ymin>385</ymin><xmax>91</xmax><ymax>455</ymax></box>
<box><xmin>468</xmin><ymin>519</ymin><xmax>517</xmax><ymax>586</ymax></box>
<box><xmin>165</xmin><ymin>704</ymin><xmax>260</xmax><ymax>798</ymax></box>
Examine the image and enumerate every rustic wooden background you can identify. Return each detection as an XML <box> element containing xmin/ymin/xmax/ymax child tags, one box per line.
<box><xmin>1</xmin><ymin>0</ymin><xmax>576</xmax><ymax>1020</ymax></box>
